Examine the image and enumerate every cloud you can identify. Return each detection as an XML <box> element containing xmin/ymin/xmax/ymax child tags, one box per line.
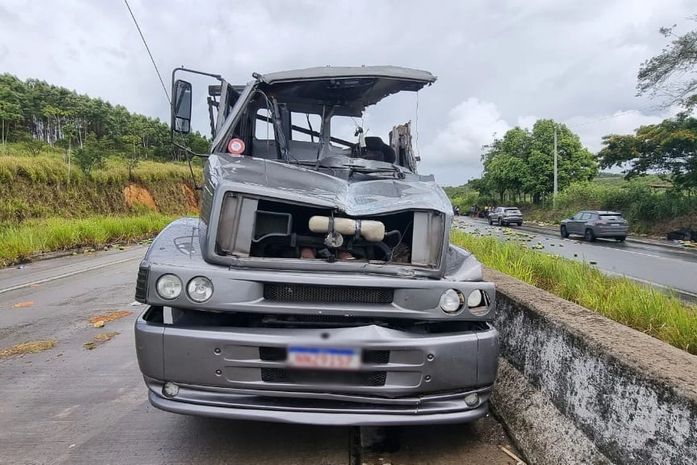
<box><xmin>422</xmin><ymin>98</ymin><xmax>538</xmax><ymax>185</ymax></box>
<box><xmin>564</xmin><ymin>108</ymin><xmax>677</xmax><ymax>153</ymax></box>
<box><xmin>422</xmin><ymin>97</ymin><xmax>510</xmax><ymax>169</ymax></box>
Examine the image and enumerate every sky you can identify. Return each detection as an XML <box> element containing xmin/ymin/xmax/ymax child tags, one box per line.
<box><xmin>0</xmin><ymin>0</ymin><xmax>693</xmax><ymax>185</ymax></box>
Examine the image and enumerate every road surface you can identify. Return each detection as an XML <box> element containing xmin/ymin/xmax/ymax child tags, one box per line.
<box><xmin>0</xmin><ymin>246</ymin><xmax>520</xmax><ymax>465</ymax></box>
<box><xmin>455</xmin><ymin>216</ymin><xmax>697</xmax><ymax>300</ymax></box>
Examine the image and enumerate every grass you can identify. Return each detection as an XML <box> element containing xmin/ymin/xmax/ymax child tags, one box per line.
<box><xmin>451</xmin><ymin>230</ymin><xmax>697</xmax><ymax>354</ymax></box>
<box><xmin>0</xmin><ymin>154</ymin><xmax>201</xmax><ymax>185</ymax></box>
<box><xmin>0</xmin><ymin>213</ymin><xmax>177</xmax><ymax>266</ymax></box>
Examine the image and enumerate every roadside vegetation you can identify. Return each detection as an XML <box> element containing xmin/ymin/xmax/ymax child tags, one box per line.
<box><xmin>451</xmin><ymin>230</ymin><xmax>697</xmax><ymax>355</ymax></box>
<box><xmin>446</xmin><ymin>174</ymin><xmax>697</xmax><ymax>235</ymax></box>
<box><xmin>0</xmin><ymin>213</ymin><xmax>177</xmax><ymax>267</ymax></box>
<box><xmin>0</xmin><ymin>74</ymin><xmax>209</xmax><ymax>266</ymax></box>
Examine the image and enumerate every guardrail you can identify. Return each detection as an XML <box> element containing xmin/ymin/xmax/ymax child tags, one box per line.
<box><xmin>487</xmin><ymin>268</ymin><xmax>697</xmax><ymax>465</ymax></box>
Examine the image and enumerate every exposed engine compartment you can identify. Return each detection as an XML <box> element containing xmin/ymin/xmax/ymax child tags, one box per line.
<box><xmin>216</xmin><ymin>194</ymin><xmax>445</xmax><ymax>267</ymax></box>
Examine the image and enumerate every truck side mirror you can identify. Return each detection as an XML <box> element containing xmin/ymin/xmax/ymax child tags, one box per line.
<box><xmin>172</xmin><ymin>80</ymin><xmax>192</xmax><ymax>134</ymax></box>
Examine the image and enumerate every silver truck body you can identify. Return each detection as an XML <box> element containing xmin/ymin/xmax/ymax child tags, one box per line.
<box><xmin>134</xmin><ymin>66</ymin><xmax>499</xmax><ymax>425</ymax></box>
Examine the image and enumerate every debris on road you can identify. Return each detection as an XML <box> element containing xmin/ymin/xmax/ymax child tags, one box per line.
<box><xmin>13</xmin><ymin>301</ymin><xmax>34</xmax><ymax>308</ymax></box>
<box><xmin>499</xmin><ymin>445</ymin><xmax>527</xmax><ymax>465</ymax></box>
<box><xmin>0</xmin><ymin>340</ymin><xmax>56</xmax><ymax>359</ymax></box>
<box><xmin>84</xmin><ymin>331</ymin><xmax>120</xmax><ymax>350</ymax></box>
<box><xmin>88</xmin><ymin>310</ymin><xmax>132</xmax><ymax>326</ymax></box>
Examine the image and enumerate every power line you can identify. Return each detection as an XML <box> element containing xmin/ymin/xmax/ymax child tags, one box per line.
<box><xmin>124</xmin><ymin>0</ymin><xmax>170</xmax><ymax>104</ymax></box>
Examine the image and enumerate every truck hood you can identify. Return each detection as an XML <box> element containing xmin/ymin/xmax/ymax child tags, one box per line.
<box><xmin>207</xmin><ymin>154</ymin><xmax>452</xmax><ymax>216</ymax></box>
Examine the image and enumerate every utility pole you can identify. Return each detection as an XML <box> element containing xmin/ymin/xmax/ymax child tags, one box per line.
<box><xmin>553</xmin><ymin>124</ymin><xmax>558</xmax><ymax>210</ymax></box>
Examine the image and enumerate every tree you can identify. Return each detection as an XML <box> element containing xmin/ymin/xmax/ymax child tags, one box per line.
<box><xmin>598</xmin><ymin>116</ymin><xmax>697</xmax><ymax>194</ymax></box>
<box><xmin>484</xmin><ymin>154</ymin><xmax>529</xmax><ymax>202</ymax></box>
<box><xmin>480</xmin><ymin>120</ymin><xmax>597</xmax><ymax>203</ymax></box>
<box><xmin>637</xmin><ymin>17</ymin><xmax>697</xmax><ymax>110</ymax></box>
<box><xmin>0</xmin><ymin>77</ymin><xmax>23</xmax><ymax>153</ymax></box>
<box><xmin>74</xmin><ymin>134</ymin><xmax>105</xmax><ymax>174</ymax></box>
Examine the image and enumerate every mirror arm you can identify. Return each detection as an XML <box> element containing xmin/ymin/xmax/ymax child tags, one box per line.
<box><xmin>172</xmin><ymin>140</ymin><xmax>208</xmax><ymax>191</ymax></box>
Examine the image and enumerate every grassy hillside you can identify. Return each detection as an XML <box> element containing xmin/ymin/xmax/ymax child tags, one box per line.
<box><xmin>0</xmin><ymin>146</ymin><xmax>202</xmax><ymax>265</ymax></box>
<box><xmin>0</xmin><ymin>148</ymin><xmax>201</xmax><ymax>223</ymax></box>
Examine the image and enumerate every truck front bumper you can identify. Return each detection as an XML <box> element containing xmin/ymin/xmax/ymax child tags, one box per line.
<box><xmin>135</xmin><ymin>311</ymin><xmax>498</xmax><ymax>425</ymax></box>
<box><xmin>146</xmin><ymin>379</ymin><xmax>492</xmax><ymax>425</ymax></box>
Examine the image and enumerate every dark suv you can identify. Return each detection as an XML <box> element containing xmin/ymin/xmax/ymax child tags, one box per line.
<box><xmin>488</xmin><ymin>207</ymin><xmax>523</xmax><ymax>226</ymax></box>
<box><xmin>560</xmin><ymin>210</ymin><xmax>629</xmax><ymax>242</ymax></box>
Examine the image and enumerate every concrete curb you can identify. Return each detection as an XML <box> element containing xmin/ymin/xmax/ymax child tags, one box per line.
<box><xmin>486</xmin><ymin>267</ymin><xmax>697</xmax><ymax>465</ymax></box>
<box><xmin>491</xmin><ymin>359</ymin><xmax>612</xmax><ymax>465</ymax></box>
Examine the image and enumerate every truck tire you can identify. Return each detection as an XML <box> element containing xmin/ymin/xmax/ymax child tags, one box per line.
<box><xmin>488</xmin><ymin>217</ymin><xmax>493</xmax><ymax>225</ymax></box>
<box><xmin>560</xmin><ymin>225</ymin><xmax>568</xmax><ymax>238</ymax></box>
<box><xmin>617</xmin><ymin>236</ymin><xmax>626</xmax><ymax>242</ymax></box>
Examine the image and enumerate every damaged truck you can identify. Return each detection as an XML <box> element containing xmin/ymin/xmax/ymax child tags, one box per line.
<box><xmin>134</xmin><ymin>65</ymin><xmax>499</xmax><ymax>425</ymax></box>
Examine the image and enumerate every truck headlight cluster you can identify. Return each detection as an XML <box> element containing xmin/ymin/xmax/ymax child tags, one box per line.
<box><xmin>156</xmin><ymin>274</ymin><xmax>182</xmax><ymax>300</ymax></box>
<box><xmin>439</xmin><ymin>289</ymin><xmax>490</xmax><ymax>316</ymax></box>
<box><xmin>187</xmin><ymin>276</ymin><xmax>214</xmax><ymax>303</ymax></box>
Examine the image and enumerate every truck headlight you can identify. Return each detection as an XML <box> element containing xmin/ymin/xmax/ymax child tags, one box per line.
<box><xmin>468</xmin><ymin>290</ymin><xmax>490</xmax><ymax>316</ymax></box>
<box><xmin>187</xmin><ymin>276</ymin><xmax>214</xmax><ymax>303</ymax></box>
<box><xmin>156</xmin><ymin>274</ymin><xmax>182</xmax><ymax>300</ymax></box>
<box><xmin>439</xmin><ymin>289</ymin><xmax>464</xmax><ymax>313</ymax></box>
<box><xmin>467</xmin><ymin>290</ymin><xmax>483</xmax><ymax>308</ymax></box>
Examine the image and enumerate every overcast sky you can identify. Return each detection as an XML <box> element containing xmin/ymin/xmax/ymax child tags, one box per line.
<box><xmin>0</xmin><ymin>0</ymin><xmax>692</xmax><ymax>185</ymax></box>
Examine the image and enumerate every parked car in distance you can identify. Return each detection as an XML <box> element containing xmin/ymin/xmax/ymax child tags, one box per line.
<box><xmin>560</xmin><ymin>210</ymin><xmax>629</xmax><ymax>242</ymax></box>
<box><xmin>488</xmin><ymin>207</ymin><xmax>523</xmax><ymax>226</ymax></box>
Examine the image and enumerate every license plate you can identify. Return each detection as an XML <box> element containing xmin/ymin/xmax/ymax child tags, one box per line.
<box><xmin>288</xmin><ymin>346</ymin><xmax>361</xmax><ymax>370</ymax></box>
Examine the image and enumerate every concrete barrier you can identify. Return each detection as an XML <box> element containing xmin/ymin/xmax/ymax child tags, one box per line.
<box><xmin>485</xmin><ymin>268</ymin><xmax>697</xmax><ymax>465</ymax></box>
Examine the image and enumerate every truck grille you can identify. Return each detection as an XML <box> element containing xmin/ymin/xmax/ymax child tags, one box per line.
<box><xmin>261</xmin><ymin>368</ymin><xmax>387</xmax><ymax>387</ymax></box>
<box><xmin>263</xmin><ymin>283</ymin><xmax>393</xmax><ymax>304</ymax></box>
<box><xmin>135</xmin><ymin>266</ymin><xmax>149</xmax><ymax>303</ymax></box>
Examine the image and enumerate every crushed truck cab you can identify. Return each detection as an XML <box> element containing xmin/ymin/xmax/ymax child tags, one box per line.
<box><xmin>134</xmin><ymin>66</ymin><xmax>499</xmax><ymax>425</ymax></box>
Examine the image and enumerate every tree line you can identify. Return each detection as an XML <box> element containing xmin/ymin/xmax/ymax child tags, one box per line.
<box><xmin>0</xmin><ymin>73</ymin><xmax>208</xmax><ymax>172</ymax></box>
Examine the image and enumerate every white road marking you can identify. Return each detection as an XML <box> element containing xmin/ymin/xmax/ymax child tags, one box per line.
<box><xmin>0</xmin><ymin>256</ymin><xmax>141</xmax><ymax>295</ymax></box>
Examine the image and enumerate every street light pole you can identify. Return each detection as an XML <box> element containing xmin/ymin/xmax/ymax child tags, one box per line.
<box><xmin>553</xmin><ymin>124</ymin><xmax>558</xmax><ymax>210</ymax></box>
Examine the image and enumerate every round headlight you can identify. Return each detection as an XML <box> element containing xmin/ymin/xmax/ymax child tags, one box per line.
<box><xmin>187</xmin><ymin>276</ymin><xmax>213</xmax><ymax>303</ymax></box>
<box><xmin>468</xmin><ymin>290</ymin><xmax>491</xmax><ymax>316</ymax></box>
<box><xmin>439</xmin><ymin>289</ymin><xmax>464</xmax><ymax>314</ymax></box>
<box><xmin>156</xmin><ymin>274</ymin><xmax>182</xmax><ymax>300</ymax></box>
<box><xmin>467</xmin><ymin>290</ymin><xmax>484</xmax><ymax>308</ymax></box>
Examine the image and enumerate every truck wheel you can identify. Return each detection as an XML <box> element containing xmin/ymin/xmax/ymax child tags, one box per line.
<box><xmin>617</xmin><ymin>236</ymin><xmax>626</xmax><ymax>242</ymax></box>
<box><xmin>560</xmin><ymin>226</ymin><xmax>568</xmax><ymax>238</ymax></box>
<box><xmin>584</xmin><ymin>229</ymin><xmax>596</xmax><ymax>242</ymax></box>
<box><xmin>488</xmin><ymin>218</ymin><xmax>493</xmax><ymax>225</ymax></box>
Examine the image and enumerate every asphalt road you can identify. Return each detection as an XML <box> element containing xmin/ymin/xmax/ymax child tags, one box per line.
<box><xmin>455</xmin><ymin>216</ymin><xmax>697</xmax><ymax>300</ymax></box>
<box><xmin>0</xmin><ymin>246</ymin><xmax>519</xmax><ymax>465</ymax></box>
